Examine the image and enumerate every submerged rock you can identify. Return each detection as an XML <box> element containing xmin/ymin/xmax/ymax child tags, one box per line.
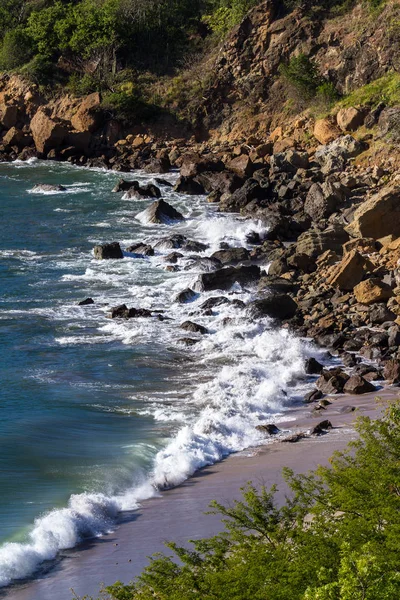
<box><xmin>32</xmin><ymin>183</ymin><xmax>66</xmax><ymax>193</ymax></box>
<box><xmin>180</xmin><ymin>321</ymin><xmax>208</xmax><ymax>334</ymax></box>
<box><xmin>194</xmin><ymin>265</ymin><xmax>260</xmax><ymax>292</ymax></box>
<box><xmin>175</xmin><ymin>288</ymin><xmax>197</xmax><ymax>303</ymax></box>
<box><xmin>125</xmin><ymin>243</ymin><xmax>154</xmax><ymax>256</ymax></box>
<box><xmin>109</xmin><ymin>304</ymin><xmax>152</xmax><ymax>319</ymax></box>
<box><xmin>78</xmin><ymin>297</ymin><xmax>94</xmax><ymax>306</ymax></box>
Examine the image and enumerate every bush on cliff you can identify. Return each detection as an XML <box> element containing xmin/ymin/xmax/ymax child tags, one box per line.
<box><xmin>99</xmin><ymin>400</ymin><xmax>400</xmax><ymax>600</ymax></box>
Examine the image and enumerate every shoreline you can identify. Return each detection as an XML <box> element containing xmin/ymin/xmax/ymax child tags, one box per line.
<box><xmin>3</xmin><ymin>387</ymin><xmax>393</xmax><ymax>600</ymax></box>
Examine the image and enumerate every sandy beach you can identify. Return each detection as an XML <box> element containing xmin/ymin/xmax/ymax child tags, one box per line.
<box><xmin>2</xmin><ymin>387</ymin><xmax>394</xmax><ymax>600</ymax></box>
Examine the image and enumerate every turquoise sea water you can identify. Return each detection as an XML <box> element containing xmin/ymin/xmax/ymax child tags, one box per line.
<box><xmin>0</xmin><ymin>159</ymin><xmax>315</xmax><ymax>587</ymax></box>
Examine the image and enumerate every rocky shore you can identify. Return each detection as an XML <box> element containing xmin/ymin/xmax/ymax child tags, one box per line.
<box><xmin>2</xmin><ymin>68</ymin><xmax>399</xmax><ymax>422</ymax></box>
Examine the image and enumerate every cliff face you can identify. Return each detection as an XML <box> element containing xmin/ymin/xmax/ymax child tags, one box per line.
<box><xmin>199</xmin><ymin>0</ymin><xmax>400</xmax><ymax>136</ymax></box>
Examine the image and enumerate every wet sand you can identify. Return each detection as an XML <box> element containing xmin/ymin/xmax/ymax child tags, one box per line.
<box><xmin>2</xmin><ymin>388</ymin><xmax>394</xmax><ymax>600</ymax></box>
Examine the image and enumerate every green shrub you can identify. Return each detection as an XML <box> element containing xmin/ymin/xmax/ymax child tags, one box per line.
<box><xmin>279</xmin><ymin>53</ymin><xmax>323</xmax><ymax>100</ymax></box>
<box><xmin>101</xmin><ymin>89</ymin><xmax>158</xmax><ymax>123</ymax></box>
<box><xmin>20</xmin><ymin>54</ymin><xmax>58</xmax><ymax>86</ymax></box>
<box><xmin>101</xmin><ymin>399</ymin><xmax>400</xmax><ymax>600</ymax></box>
<box><xmin>0</xmin><ymin>26</ymin><xmax>33</xmax><ymax>70</ymax></box>
<box><xmin>202</xmin><ymin>0</ymin><xmax>258</xmax><ymax>39</ymax></box>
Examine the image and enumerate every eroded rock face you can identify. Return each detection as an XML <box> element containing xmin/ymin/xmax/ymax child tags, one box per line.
<box><xmin>30</xmin><ymin>111</ymin><xmax>67</xmax><ymax>155</ymax></box>
<box><xmin>346</xmin><ymin>185</ymin><xmax>400</xmax><ymax>239</ymax></box>
<box><xmin>296</xmin><ymin>225</ymin><xmax>349</xmax><ymax>259</ymax></box>
<box><xmin>71</xmin><ymin>93</ymin><xmax>101</xmax><ymax>133</ymax></box>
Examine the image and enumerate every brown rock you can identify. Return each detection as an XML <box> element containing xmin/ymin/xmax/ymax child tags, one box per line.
<box><xmin>354</xmin><ymin>278</ymin><xmax>393</xmax><ymax>305</ymax></box>
<box><xmin>345</xmin><ymin>185</ymin><xmax>400</xmax><ymax>240</ymax></box>
<box><xmin>326</xmin><ymin>249</ymin><xmax>367</xmax><ymax>291</ymax></box>
<box><xmin>343</xmin><ymin>375</ymin><xmax>375</xmax><ymax>394</ymax></box>
<box><xmin>71</xmin><ymin>93</ymin><xmax>101</xmax><ymax>133</ymax></box>
<box><xmin>30</xmin><ymin>111</ymin><xmax>67</xmax><ymax>154</ymax></box>
<box><xmin>336</xmin><ymin>107</ymin><xmax>365</xmax><ymax>132</ymax></box>
<box><xmin>384</xmin><ymin>359</ymin><xmax>400</xmax><ymax>383</ymax></box>
<box><xmin>313</xmin><ymin>118</ymin><xmax>341</xmax><ymax>144</ymax></box>
<box><xmin>226</xmin><ymin>154</ymin><xmax>254</xmax><ymax>178</ymax></box>
<box><xmin>0</xmin><ymin>103</ymin><xmax>18</xmax><ymax>129</ymax></box>
<box><xmin>2</xmin><ymin>127</ymin><xmax>24</xmax><ymax>148</ymax></box>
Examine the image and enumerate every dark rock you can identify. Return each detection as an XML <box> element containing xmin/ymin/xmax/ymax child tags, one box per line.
<box><xmin>184</xmin><ymin>257</ymin><xmax>222</xmax><ymax>272</ymax></box>
<box><xmin>369</xmin><ymin>304</ymin><xmax>397</xmax><ymax>324</ymax></box>
<box><xmin>258</xmin><ymin>276</ymin><xmax>298</xmax><ymax>294</ymax></box>
<box><xmin>144</xmin><ymin>157</ymin><xmax>170</xmax><ymax>173</ymax></box>
<box><xmin>126</xmin><ymin>243</ymin><xmax>154</xmax><ymax>256</ymax></box>
<box><xmin>281</xmin><ymin>432</ymin><xmax>308</xmax><ymax>443</ymax></box>
<box><xmin>304</xmin><ymin>180</ymin><xmax>346</xmax><ymax>221</ymax></box>
<box><xmin>110</xmin><ymin>304</ymin><xmax>152</xmax><ymax>319</ymax></box>
<box><xmin>164</xmin><ymin>251</ymin><xmax>183</xmax><ymax>263</ymax></box>
<box><xmin>316</xmin><ymin>368</ymin><xmax>349</xmax><ymax>394</ymax></box>
<box><xmin>180</xmin><ymin>321</ymin><xmax>208</xmax><ymax>334</ymax></box>
<box><xmin>305</xmin><ymin>357</ymin><xmax>324</xmax><ymax>375</ymax></box>
<box><xmin>78</xmin><ymin>297</ymin><xmax>94</xmax><ymax>306</ymax></box>
<box><xmin>378</xmin><ymin>106</ymin><xmax>400</xmax><ymax>141</ymax></box>
<box><xmin>211</xmin><ymin>247</ymin><xmax>250</xmax><ymax>265</ymax></box>
<box><xmin>195</xmin><ymin>265</ymin><xmax>260</xmax><ymax>292</ymax></box>
<box><xmin>219</xmin><ymin>178</ymin><xmax>267</xmax><ymax>212</ymax></box>
<box><xmin>343</xmin><ymin>375</ymin><xmax>376</xmax><ymax>394</ymax></box>
<box><xmin>155</xmin><ymin>178</ymin><xmax>173</xmax><ymax>187</ymax></box>
<box><xmin>94</xmin><ymin>242</ymin><xmax>123</xmax><ymax>259</ymax></box>
<box><xmin>175</xmin><ymin>288</ymin><xmax>197</xmax><ymax>303</ymax></box>
<box><xmin>270</xmin><ymin>150</ymin><xmax>309</xmax><ymax>173</ymax></box>
<box><xmin>174</xmin><ymin>176</ymin><xmax>205</xmax><ymax>195</ymax></box>
<box><xmin>296</xmin><ymin>224</ymin><xmax>349</xmax><ymax>259</ymax></box>
<box><xmin>341</xmin><ymin>352</ymin><xmax>358</xmax><ymax>367</ymax></box>
<box><xmin>256</xmin><ymin>423</ymin><xmax>281</xmax><ymax>435</ymax></box>
<box><xmin>178</xmin><ymin>337</ymin><xmax>200</xmax><ymax>346</ymax></box>
<box><xmin>384</xmin><ymin>359</ymin><xmax>400</xmax><ymax>383</ymax></box>
<box><xmin>200</xmin><ymin>296</ymin><xmax>230</xmax><ymax>310</ymax></box>
<box><xmin>388</xmin><ymin>325</ymin><xmax>400</xmax><ymax>348</ymax></box>
<box><xmin>309</xmin><ymin>420</ymin><xmax>333</xmax><ymax>435</ymax></box>
<box><xmin>112</xmin><ymin>179</ymin><xmax>139</xmax><ymax>193</ymax></box>
<box><xmin>249</xmin><ymin>294</ymin><xmax>298</xmax><ymax>320</ymax></box>
<box><xmin>124</xmin><ymin>183</ymin><xmax>162</xmax><ymax>199</ymax></box>
<box><xmin>139</xmin><ymin>199</ymin><xmax>184</xmax><ymax>224</ymax></box>
<box><xmin>304</xmin><ymin>389</ymin><xmax>323</xmax><ymax>403</ymax></box>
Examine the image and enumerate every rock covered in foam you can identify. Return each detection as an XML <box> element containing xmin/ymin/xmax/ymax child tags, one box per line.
<box><xmin>32</xmin><ymin>183</ymin><xmax>66</xmax><ymax>193</ymax></box>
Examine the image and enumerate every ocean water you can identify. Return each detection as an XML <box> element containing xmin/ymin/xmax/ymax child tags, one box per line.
<box><xmin>0</xmin><ymin>159</ymin><xmax>320</xmax><ymax>587</ymax></box>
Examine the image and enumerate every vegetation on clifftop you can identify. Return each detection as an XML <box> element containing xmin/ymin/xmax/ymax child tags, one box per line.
<box><xmin>92</xmin><ymin>400</ymin><xmax>400</xmax><ymax>600</ymax></box>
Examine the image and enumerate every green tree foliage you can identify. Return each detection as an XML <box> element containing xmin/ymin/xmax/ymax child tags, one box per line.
<box><xmin>202</xmin><ymin>0</ymin><xmax>259</xmax><ymax>39</ymax></box>
<box><xmin>99</xmin><ymin>400</ymin><xmax>400</xmax><ymax>600</ymax></box>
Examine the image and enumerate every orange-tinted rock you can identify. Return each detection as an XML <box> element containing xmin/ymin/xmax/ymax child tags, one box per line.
<box><xmin>30</xmin><ymin>111</ymin><xmax>67</xmax><ymax>154</ymax></box>
<box><xmin>71</xmin><ymin>93</ymin><xmax>101</xmax><ymax>133</ymax></box>
<box><xmin>313</xmin><ymin>118</ymin><xmax>341</xmax><ymax>144</ymax></box>
<box><xmin>354</xmin><ymin>278</ymin><xmax>393</xmax><ymax>305</ymax></box>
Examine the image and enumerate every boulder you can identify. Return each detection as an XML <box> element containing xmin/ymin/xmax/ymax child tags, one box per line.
<box><xmin>369</xmin><ymin>304</ymin><xmax>397</xmax><ymax>324</ymax></box>
<box><xmin>270</xmin><ymin>150</ymin><xmax>309</xmax><ymax>173</ymax></box>
<box><xmin>184</xmin><ymin>257</ymin><xmax>222</xmax><ymax>272</ymax></box>
<box><xmin>126</xmin><ymin>243</ymin><xmax>154</xmax><ymax>256</ymax></box>
<box><xmin>314</xmin><ymin>136</ymin><xmax>363</xmax><ymax>169</ymax></box>
<box><xmin>175</xmin><ymin>288</ymin><xmax>197</xmax><ymax>303</ymax></box>
<box><xmin>154</xmin><ymin>234</ymin><xmax>207</xmax><ymax>252</ymax></box>
<box><xmin>0</xmin><ymin>103</ymin><xmax>18</xmax><ymax>129</ymax></box>
<box><xmin>219</xmin><ymin>178</ymin><xmax>267</xmax><ymax>212</ymax></box>
<box><xmin>378</xmin><ymin>106</ymin><xmax>400</xmax><ymax>141</ymax></box>
<box><xmin>296</xmin><ymin>225</ymin><xmax>349</xmax><ymax>259</ymax></box>
<box><xmin>110</xmin><ymin>305</ymin><xmax>152</xmax><ymax>319</ymax></box>
<box><xmin>139</xmin><ymin>199</ymin><xmax>184</xmax><ymax>224</ymax></box>
<box><xmin>249</xmin><ymin>294</ymin><xmax>298</xmax><ymax>320</ymax></box>
<box><xmin>93</xmin><ymin>242</ymin><xmax>123</xmax><ymax>259</ymax></box>
<box><xmin>30</xmin><ymin>111</ymin><xmax>67</xmax><ymax>154</ymax></box>
<box><xmin>354</xmin><ymin>278</ymin><xmax>393</xmax><ymax>305</ymax></box>
<box><xmin>180</xmin><ymin>154</ymin><xmax>224</xmax><ymax>178</ymax></box>
<box><xmin>211</xmin><ymin>247</ymin><xmax>250</xmax><ymax>265</ymax></box>
<box><xmin>304</xmin><ymin>180</ymin><xmax>346</xmax><ymax>221</ymax></box>
<box><xmin>345</xmin><ymin>185</ymin><xmax>400</xmax><ymax>239</ymax></box>
<box><xmin>144</xmin><ymin>158</ymin><xmax>170</xmax><ymax>174</ymax></box>
<box><xmin>343</xmin><ymin>375</ymin><xmax>376</xmax><ymax>394</ymax></box>
<box><xmin>309</xmin><ymin>420</ymin><xmax>333</xmax><ymax>435</ymax></box>
<box><xmin>32</xmin><ymin>184</ymin><xmax>66</xmax><ymax>193</ymax></box>
<box><xmin>336</xmin><ymin>107</ymin><xmax>365</xmax><ymax>132</ymax></box>
<box><xmin>71</xmin><ymin>93</ymin><xmax>102</xmax><ymax>133</ymax></box>
<box><xmin>305</xmin><ymin>357</ymin><xmax>323</xmax><ymax>375</ymax></box>
<box><xmin>326</xmin><ymin>249</ymin><xmax>367</xmax><ymax>291</ymax></box>
<box><xmin>196</xmin><ymin>170</ymin><xmax>243</xmax><ymax>195</ymax></box>
<box><xmin>383</xmin><ymin>359</ymin><xmax>400</xmax><ymax>383</ymax></box>
<box><xmin>174</xmin><ymin>176</ymin><xmax>205</xmax><ymax>195</ymax></box>
<box><xmin>124</xmin><ymin>184</ymin><xmax>161</xmax><ymax>199</ymax></box>
<box><xmin>316</xmin><ymin>368</ymin><xmax>349</xmax><ymax>394</ymax></box>
<box><xmin>180</xmin><ymin>321</ymin><xmax>208</xmax><ymax>334</ymax></box>
<box><xmin>226</xmin><ymin>154</ymin><xmax>254</xmax><ymax>178</ymax></box>
<box><xmin>313</xmin><ymin>118</ymin><xmax>341</xmax><ymax>144</ymax></box>
<box><xmin>194</xmin><ymin>265</ymin><xmax>260</xmax><ymax>292</ymax></box>
<box><xmin>256</xmin><ymin>423</ymin><xmax>281</xmax><ymax>435</ymax></box>
<box><xmin>2</xmin><ymin>126</ymin><xmax>24</xmax><ymax>148</ymax></box>
<box><xmin>304</xmin><ymin>389</ymin><xmax>323</xmax><ymax>403</ymax></box>
<box><xmin>78</xmin><ymin>297</ymin><xmax>94</xmax><ymax>306</ymax></box>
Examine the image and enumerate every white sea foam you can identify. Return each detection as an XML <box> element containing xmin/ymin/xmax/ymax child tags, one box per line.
<box><xmin>0</xmin><ymin>162</ymin><xmax>323</xmax><ymax>588</ymax></box>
